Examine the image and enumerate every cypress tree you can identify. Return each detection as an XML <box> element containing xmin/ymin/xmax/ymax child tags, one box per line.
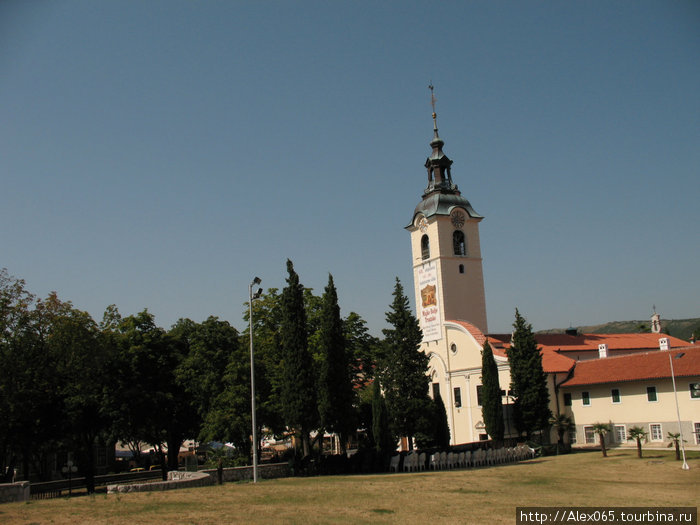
<box><xmin>317</xmin><ymin>274</ymin><xmax>354</xmax><ymax>454</ymax></box>
<box><xmin>506</xmin><ymin>309</ymin><xmax>551</xmax><ymax>439</ymax></box>
<box><xmin>481</xmin><ymin>341</ymin><xmax>505</xmax><ymax>444</ymax></box>
<box><xmin>279</xmin><ymin>260</ymin><xmax>317</xmax><ymax>456</ymax></box>
<box><xmin>432</xmin><ymin>393</ymin><xmax>451</xmax><ymax>449</ymax></box>
<box><xmin>379</xmin><ymin>278</ymin><xmax>429</xmax><ymax>449</ymax></box>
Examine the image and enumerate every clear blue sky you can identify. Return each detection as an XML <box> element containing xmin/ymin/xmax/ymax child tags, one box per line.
<box><xmin>2</xmin><ymin>1</ymin><xmax>698</xmax><ymax>336</ymax></box>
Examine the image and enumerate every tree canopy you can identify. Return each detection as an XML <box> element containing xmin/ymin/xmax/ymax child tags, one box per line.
<box><xmin>0</xmin><ymin>265</ymin><xmax>426</xmax><ymax>480</ymax></box>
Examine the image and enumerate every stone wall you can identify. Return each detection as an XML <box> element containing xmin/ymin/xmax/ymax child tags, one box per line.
<box><xmin>0</xmin><ymin>481</ymin><xmax>30</xmax><ymax>503</ymax></box>
<box><xmin>107</xmin><ymin>470</ymin><xmax>213</xmax><ymax>494</ymax></box>
<box><xmin>106</xmin><ymin>463</ymin><xmax>290</xmax><ymax>494</ymax></box>
<box><xmin>202</xmin><ymin>462</ymin><xmax>290</xmax><ymax>483</ymax></box>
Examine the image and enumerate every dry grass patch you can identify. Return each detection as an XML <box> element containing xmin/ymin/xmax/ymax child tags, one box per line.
<box><xmin>1</xmin><ymin>450</ymin><xmax>698</xmax><ymax>524</ymax></box>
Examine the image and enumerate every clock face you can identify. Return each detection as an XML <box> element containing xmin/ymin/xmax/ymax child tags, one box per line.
<box><xmin>418</xmin><ymin>216</ymin><xmax>428</xmax><ymax>233</ymax></box>
<box><xmin>451</xmin><ymin>211</ymin><xmax>465</xmax><ymax>229</ymax></box>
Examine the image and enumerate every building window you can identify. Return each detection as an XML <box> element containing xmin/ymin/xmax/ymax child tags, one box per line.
<box><xmin>454</xmin><ymin>387</ymin><xmax>462</xmax><ymax>408</ymax></box>
<box><xmin>614</xmin><ymin>425</ymin><xmax>626</xmax><ymax>444</ymax></box>
<box><xmin>694</xmin><ymin>423</ymin><xmax>700</xmax><ymax>445</ymax></box>
<box><xmin>568</xmin><ymin>429</ymin><xmax>577</xmax><ymax>444</ymax></box>
<box><xmin>611</xmin><ymin>388</ymin><xmax>621</xmax><ymax>404</ymax></box>
<box><xmin>690</xmin><ymin>383</ymin><xmax>700</xmax><ymax>399</ymax></box>
<box><xmin>584</xmin><ymin>426</ymin><xmax>596</xmax><ymax>444</ymax></box>
<box><xmin>421</xmin><ymin>235</ymin><xmax>430</xmax><ymax>260</ymax></box>
<box><xmin>432</xmin><ymin>382</ymin><xmax>440</xmax><ymax>400</ymax></box>
<box><xmin>476</xmin><ymin>385</ymin><xmax>483</xmax><ymax>406</ymax></box>
<box><xmin>582</xmin><ymin>391</ymin><xmax>590</xmax><ymax>406</ymax></box>
<box><xmin>453</xmin><ymin>230</ymin><xmax>466</xmax><ymax>256</ymax></box>
<box><xmin>647</xmin><ymin>386</ymin><xmax>657</xmax><ymax>402</ymax></box>
<box><xmin>649</xmin><ymin>423</ymin><xmax>663</xmax><ymax>441</ymax></box>
<box><xmin>459</xmin><ymin>264</ymin><xmax>464</xmax><ymax>274</ymax></box>
<box><xmin>563</xmin><ymin>393</ymin><xmax>572</xmax><ymax>407</ymax></box>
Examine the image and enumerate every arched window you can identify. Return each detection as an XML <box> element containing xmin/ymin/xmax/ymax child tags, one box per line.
<box><xmin>453</xmin><ymin>230</ymin><xmax>466</xmax><ymax>256</ymax></box>
<box><xmin>421</xmin><ymin>234</ymin><xmax>430</xmax><ymax>260</ymax></box>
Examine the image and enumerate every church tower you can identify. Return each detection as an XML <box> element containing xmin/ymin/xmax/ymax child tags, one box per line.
<box><xmin>406</xmin><ymin>87</ymin><xmax>488</xmax><ymax>339</ymax></box>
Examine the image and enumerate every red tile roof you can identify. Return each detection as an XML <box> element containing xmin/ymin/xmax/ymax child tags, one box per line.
<box><xmin>487</xmin><ymin>332</ymin><xmax>689</xmax><ymax>353</ymax></box>
<box><xmin>447</xmin><ymin>320</ymin><xmax>488</xmax><ymax>346</ymax></box>
<box><xmin>561</xmin><ymin>345</ymin><xmax>700</xmax><ymax>387</ymax></box>
<box><xmin>447</xmin><ymin>320</ymin><xmax>577</xmax><ymax>373</ymax></box>
<box><xmin>448</xmin><ymin>323</ymin><xmax>694</xmax><ymax>378</ymax></box>
<box><xmin>540</xmin><ymin>351</ymin><xmax>577</xmax><ymax>374</ymax></box>
<box><xmin>486</xmin><ymin>332</ymin><xmax>692</xmax><ymax>375</ymax></box>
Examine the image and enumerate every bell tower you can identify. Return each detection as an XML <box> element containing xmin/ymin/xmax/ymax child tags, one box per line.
<box><xmin>406</xmin><ymin>86</ymin><xmax>488</xmax><ymax>339</ymax></box>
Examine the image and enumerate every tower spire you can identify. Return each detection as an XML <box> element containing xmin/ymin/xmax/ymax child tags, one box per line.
<box><xmin>429</xmin><ymin>82</ymin><xmax>438</xmax><ymax>131</ymax></box>
<box><xmin>424</xmin><ymin>83</ymin><xmax>453</xmax><ymax>195</ymax></box>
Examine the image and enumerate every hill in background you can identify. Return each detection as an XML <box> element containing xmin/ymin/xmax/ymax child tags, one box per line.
<box><xmin>538</xmin><ymin>318</ymin><xmax>700</xmax><ymax>342</ymax></box>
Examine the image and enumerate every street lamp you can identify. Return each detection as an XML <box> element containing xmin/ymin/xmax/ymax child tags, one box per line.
<box><xmin>668</xmin><ymin>351</ymin><xmax>690</xmax><ymax>470</ymax></box>
<box><xmin>249</xmin><ymin>277</ymin><xmax>263</xmax><ymax>483</ymax></box>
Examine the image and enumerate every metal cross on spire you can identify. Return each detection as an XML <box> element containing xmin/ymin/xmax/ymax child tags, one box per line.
<box><xmin>429</xmin><ymin>83</ymin><xmax>438</xmax><ymax>129</ymax></box>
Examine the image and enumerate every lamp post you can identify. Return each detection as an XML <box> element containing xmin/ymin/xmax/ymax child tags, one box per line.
<box><xmin>668</xmin><ymin>351</ymin><xmax>690</xmax><ymax>470</ymax></box>
<box><xmin>61</xmin><ymin>460</ymin><xmax>77</xmax><ymax>496</ymax></box>
<box><xmin>249</xmin><ymin>277</ymin><xmax>263</xmax><ymax>483</ymax></box>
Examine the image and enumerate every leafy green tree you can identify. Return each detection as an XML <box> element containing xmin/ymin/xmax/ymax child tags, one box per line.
<box><xmin>279</xmin><ymin>260</ymin><xmax>318</xmax><ymax>456</ymax></box>
<box><xmin>379</xmin><ymin>278</ymin><xmax>429</xmax><ymax>449</ymax></box>
<box><xmin>0</xmin><ymin>269</ymin><xmax>33</xmax><ymax>481</ymax></box>
<box><xmin>343</xmin><ymin>312</ymin><xmax>380</xmax><ymax>385</ymax></box>
<box><xmin>506</xmin><ymin>309</ymin><xmax>551</xmax><ymax>439</ymax></box>
<box><xmin>245</xmin><ymin>287</ymin><xmax>286</xmax><ymax>439</ymax></box>
<box><xmin>198</xmin><ymin>341</ymin><xmax>253</xmax><ymax>454</ymax></box>
<box><xmin>592</xmin><ymin>423</ymin><xmax>611</xmax><ymax>457</ymax></box>
<box><xmin>481</xmin><ymin>341</ymin><xmax>505</xmax><ymax>445</ymax></box>
<box><xmin>316</xmin><ymin>274</ymin><xmax>355</xmax><ymax>454</ymax></box>
<box><xmin>47</xmin><ymin>297</ymin><xmax>111</xmax><ymax>494</ymax></box>
<box><xmin>1</xmin><ymin>278</ymin><xmax>113</xmax><ymax>490</ymax></box>
<box><xmin>0</xmin><ymin>271</ymin><xmax>60</xmax><ymax>482</ymax></box>
<box><xmin>304</xmin><ymin>287</ymin><xmax>324</xmax><ymax>359</ymax></box>
<box><xmin>171</xmin><ymin>316</ymin><xmax>258</xmax><ymax>458</ymax></box>
<box><xmin>628</xmin><ymin>426</ymin><xmax>647</xmax><ymax>458</ymax></box>
<box><xmin>172</xmin><ymin>317</ymin><xmax>240</xmax><ymax>430</ymax></box>
<box><xmin>413</xmin><ymin>392</ymin><xmax>450</xmax><ymax>450</ymax></box>
<box><xmin>107</xmin><ymin>310</ymin><xmax>198</xmax><ymax>478</ymax></box>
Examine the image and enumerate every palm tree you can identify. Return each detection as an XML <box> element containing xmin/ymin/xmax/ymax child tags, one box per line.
<box><xmin>592</xmin><ymin>423</ymin><xmax>611</xmax><ymax>457</ymax></box>
<box><xmin>628</xmin><ymin>426</ymin><xmax>647</xmax><ymax>458</ymax></box>
<box><xmin>549</xmin><ymin>414</ymin><xmax>574</xmax><ymax>454</ymax></box>
<box><xmin>666</xmin><ymin>432</ymin><xmax>683</xmax><ymax>461</ymax></box>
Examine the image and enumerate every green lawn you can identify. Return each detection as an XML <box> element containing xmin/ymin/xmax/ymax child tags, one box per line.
<box><xmin>2</xmin><ymin>450</ymin><xmax>698</xmax><ymax>524</ymax></box>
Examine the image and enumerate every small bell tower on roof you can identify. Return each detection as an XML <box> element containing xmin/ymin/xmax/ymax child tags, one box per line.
<box><xmin>651</xmin><ymin>306</ymin><xmax>661</xmax><ymax>334</ymax></box>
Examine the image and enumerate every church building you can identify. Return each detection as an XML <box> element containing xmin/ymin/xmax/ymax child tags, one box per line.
<box><xmin>406</xmin><ymin>92</ymin><xmax>510</xmax><ymax>444</ymax></box>
<box><xmin>405</xmin><ymin>91</ymin><xmax>696</xmax><ymax>448</ymax></box>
